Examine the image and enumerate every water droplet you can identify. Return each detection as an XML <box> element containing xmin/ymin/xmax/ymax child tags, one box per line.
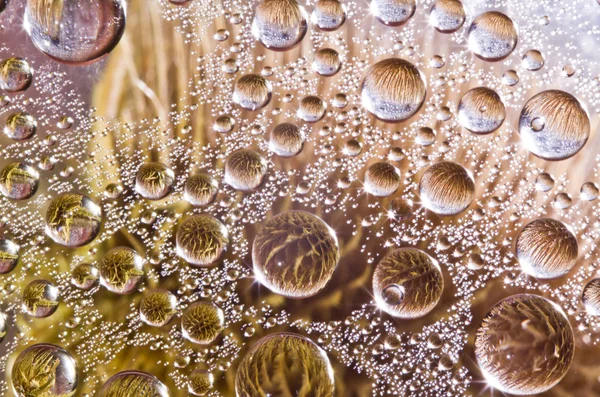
<box><xmin>475</xmin><ymin>294</ymin><xmax>574</xmax><ymax>395</ymax></box>
<box><xmin>522</xmin><ymin>49</ymin><xmax>544</xmax><ymax>71</ymax></box>
<box><xmin>419</xmin><ymin>161</ymin><xmax>475</xmax><ymax>216</ymax></box>
<box><xmin>458</xmin><ymin>87</ymin><xmax>505</xmax><ymax>134</ymax></box>
<box><xmin>0</xmin><ymin>57</ymin><xmax>33</xmax><ymax>92</ymax></box>
<box><xmin>98</xmin><ymin>371</ymin><xmax>169</xmax><ymax>397</ymax></box>
<box><xmin>269</xmin><ymin>122</ymin><xmax>304</xmax><ymax>157</ymax></box>
<box><xmin>224</xmin><ymin>149</ymin><xmax>268</xmax><ymax>192</ymax></box>
<box><xmin>0</xmin><ymin>162</ymin><xmax>39</xmax><ymax>200</ymax></box>
<box><xmin>181</xmin><ymin>302</ymin><xmax>224</xmax><ymax>344</ymax></box>
<box><xmin>233</xmin><ymin>74</ymin><xmax>272</xmax><ymax>111</ymax></box>
<box><xmin>176</xmin><ymin>214</ymin><xmax>229</xmax><ymax>267</ymax></box>
<box><xmin>468</xmin><ymin>12</ymin><xmax>517</xmax><ymax>61</ymax></box>
<box><xmin>311</xmin><ymin>0</ymin><xmax>346</xmax><ymax>31</ymax></box>
<box><xmin>22</xmin><ymin>280</ymin><xmax>59</xmax><ymax>317</ymax></box>
<box><xmin>188</xmin><ymin>369</ymin><xmax>214</xmax><ymax>396</ymax></box>
<box><xmin>370</xmin><ymin>0</ymin><xmax>416</xmax><ymax>26</ymax></box>
<box><xmin>253</xmin><ymin>211</ymin><xmax>339</xmax><ymax>298</ymax></box>
<box><xmin>71</xmin><ymin>263</ymin><xmax>99</xmax><ymax>290</ymax></box>
<box><xmin>140</xmin><ymin>289</ymin><xmax>178</xmax><ymax>327</ymax></box>
<box><xmin>184</xmin><ymin>173</ymin><xmax>219</xmax><ymax>206</ymax></box>
<box><xmin>98</xmin><ymin>247</ymin><xmax>144</xmax><ymax>294</ymax></box>
<box><xmin>252</xmin><ymin>0</ymin><xmax>308</xmax><ymax>50</ymax></box>
<box><xmin>135</xmin><ymin>162</ymin><xmax>175</xmax><ymax>200</ymax></box>
<box><xmin>45</xmin><ymin>193</ymin><xmax>102</xmax><ymax>247</ymax></box>
<box><xmin>313</xmin><ymin>48</ymin><xmax>342</xmax><ymax>77</ymax></box>
<box><xmin>429</xmin><ymin>0</ymin><xmax>465</xmax><ymax>33</ymax></box>
<box><xmin>4</xmin><ymin>112</ymin><xmax>37</xmax><ymax>141</ymax></box>
<box><xmin>0</xmin><ymin>238</ymin><xmax>19</xmax><ymax>274</ymax></box>
<box><xmin>363</xmin><ymin>162</ymin><xmax>401</xmax><ymax>197</ymax></box>
<box><xmin>298</xmin><ymin>95</ymin><xmax>326</xmax><ymax>122</ymax></box>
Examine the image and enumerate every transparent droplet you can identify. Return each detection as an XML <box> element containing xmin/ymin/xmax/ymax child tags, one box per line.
<box><xmin>188</xmin><ymin>369</ymin><xmax>214</xmax><ymax>396</ymax></box>
<box><xmin>181</xmin><ymin>302</ymin><xmax>224</xmax><ymax>344</ymax></box>
<box><xmin>252</xmin><ymin>0</ymin><xmax>308</xmax><ymax>50</ymax></box>
<box><xmin>184</xmin><ymin>173</ymin><xmax>219</xmax><ymax>206</ymax></box>
<box><xmin>0</xmin><ymin>238</ymin><xmax>19</xmax><ymax>274</ymax></box>
<box><xmin>298</xmin><ymin>95</ymin><xmax>326</xmax><ymax>122</ymax></box>
<box><xmin>580</xmin><ymin>182</ymin><xmax>599</xmax><ymax>201</ymax></box>
<box><xmin>22</xmin><ymin>279</ymin><xmax>59</xmax><ymax>317</ymax></box>
<box><xmin>71</xmin><ymin>263</ymin><xmax>99</xmax><ymax>290</ymax></box>
<box><xmin>224</xmin><ymin>149</ymin><xmax>268</xmax><ymax>192</ymax></box>
<box><xmin>521</xmin><ymin>49</ymin><xmax>545</xmax><ymax>71</ymax></box>
<box><xmin>419</xmin><ymin>161</ymin><xmax>475</xmax><ymax>216</ymax></box>
<box><xmin>4</xmin><ymin>112</ymin><xmax>37</xmax><ymax>141</ymax></box>
<box><xmin>98</xmin><ymin>371</ymin><xmax>169</xmax><ymax>397</ymax></box>
<box><xmin>45</xmin><ymin>193</ymin><xmax>102</xmax><ymax>247</ymax></box>
<box><xmin>269</xmin><ymin>122</ymin><xmax>304</xmax><ymax>157</ymax></box>
<box><xmin>311</xmin><ymin>0</ymin><xmax>346</xmax><ymax>31</ymax></box>
<box><xmin>98</xmin><ymin>247</ymin><xmax>144</xmax><ymax>294</ymax></box>
<box><xmin>370</xmin><ymin>0</ymin><xmax>416</xmax><ymax>26</ymax></box>
<box><xmin>135</xmin><ymin>162</ymin><xmax>175</xmax><ymax>200</ymax></box>
<box><xmin>458</xmin><ymin>87</ymin><xmax>505</xmax><ymax>134</ymax></box>
<box><xmin>468</xmin><ymin>12</ymin><xmax>517</xmax><ymax>61</ymax></box>
<box><xmin>429</xmin><ymin>0</ymin><xmax>465</xmax><ymax>33</ymax></box>
<box><xmin>140</xmin><ymin>289</ymin><xmax>177</xmax><ymax>327</ymax></box>
<box><xmin>253</xmin><ymin>211</ymin><xmax>339</xmax><ymax>298</ymax></box>
<box><xmin>0</xmin><ymin>57</ymin><xmax>33</xmax><ymax>92</ymax></box>
<box><xmin>233</xmin><ymin>74</ymin><xmax>272</xmax><ymax>110</ymax></box>
<box><xmin>0</xmin><ymin>162</ymin><xmax>39</xmax><ymax>200</ymax></box>
<box><xmin>176</xmin><ymin>214</ymin><xmax>229</xmax><ymax>267</ymax></box>
<box><xmin>312</xmin><ymin>48</ymin><xmax>342</xmax><ymax>77</ymax></box>
<box><xmin>475</xmin><ymin>294</ymin><xmax>574</xmax><ymax>395</ymax></box>
<box><xmin>363</xmin><ymin>162</ymin><xmax>401</xmax><ymax>197</ymax></box>
<box><xmin>24</xmin><ymin>0</ymin><xmax>126</xmax><ymax>64</ymax></box>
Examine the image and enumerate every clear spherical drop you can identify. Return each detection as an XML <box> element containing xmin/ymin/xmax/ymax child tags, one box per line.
<box><xmin>22</xmin><ymin>279</ymin><xmax>59</xmax><ymax>317</ymax></box>
<box><xmin>458</xmin><ymin>87</ymin><xmax>505</xmax><ymax>134</ymax></box>
<box><xmin>313</xmin><ymin>48</ymin><xmax>342</xmax><ymax>77</ymax></box>
<box><xmin>522</xmin><ymin>49</ymin><xmax>544</xmax><ymax>71</ymax></box>
<box><xmin>580</xmin><ymin>182</ymin><xmax>599</xmax><ymax>201</ymax></box>
<box><xmin>181</xmin><ymin>302</ymin><xmax>224</xmax><ymax>344</ymax></box>
<box><xmin>535</xmin><ymin>172</ymin><xmax>554</xmax><ymax>192</ymax></box>
<box><xmin>188</xmin><ymin>369</ymin><xmax>214</xmax><ymax>396</ymax></box>
<box><xmin>98</xmin><ymin>247</ymin><xmax>144</xmax><ymax>294</ymax></box>
<box><xmin>97</xmin><ymin>371</ymin><xmax>169</xmax><ymax>397</ymax></box>
<box><xmin>468</xmin><ymin>12</ymin><xmax>518</xmax><ymax>61</ymax></box>
<box><xmin>24</xmin><ymin>0</ymin><xmax>126</xmax><ymax>64</ymax></box>
<box><xmin>361</xmin><ymin>58</ymin><xmax>426</xmax><ymax>122</ymax></box>
<box><xmin>184</xmin><ymin>173</ymin><xmax>218</xmax><ymax>206</ymax></box>
<box><xmin>233</xmin><ymin>74</ymin><xmax>272</xmax><ymax>110</ymax></box>
<box><xmin>71</xmin><ymin>263</ymin><xmax>99</xmax><ymax>290</ymax></box>
<box><xmin>4</xmin><ymin>112</ymin><xmax>37</xmax><ymax>141</ymax></box>
<box><xmin>363</xmin><ymin>162</ymin><xmax>401</xmax><ymax>197</ymax></box>
<box><xmin>311</xmin><ymin>0</ymin><xmax>346</xmax><ymax>31</ymax></box>
<box><xmin>140</xmin><ymin>289</ymin><xmax>177</xmax><ymax>327</ymax></box>
<box><xmin>388</xmin><ymin>197</ymin><xmax>415</xmax><ymax>220</ymax></box>
<box><xmin>429</xmin><ymin>0</ymin><xmax>465</xmax><ymax>33</ymax></box>
<box><xmin>370</xmin><ymin>0</ymin><xmax>416</xmax><ymax>26</ymax></box>
<box><xmin>11</xmin><ymin>344</ymin><xmax>78</xmax><ymax>397</ymax></box>
<box><xmin>0</xmin><ymin>312</ymin><xmax>6</xmax><ymax>343</ymax></box>
<box><xmin>0</xmin><ymin>238</ymin><xmax>19</xmax><ymax>274</ymax></box>
<box><xmin>298</xmin><ymin>95</ymin><xmax>326</xmax><ymax>122</ymax></box>
<box><xmin>502</xmin><ymin>69</ymin><xmax>519</xmax><ymax>86</ymax></box>
<box><xmin>475</xmin><ymin>294</ymin><xmax>574</xmax><ymax>395</ymax></box>
<box><xmin>252</xmin><ymin>0</ymin><xmax>308</xmax><ymax>50</ymax></box>
<box><xmin>0</xmin><ymin>162</ymin><xmax>39</xmax><ymax>200</ymax></box>
<box><xmin>519</xmin><ymin>90</ymin><xmax>589</xmax><ymax>161</ymax></box>
<box><xmin>0</xmin><ymin>57</ymin><xmax>33</xmax><ymax>92</ymax></box>
<box><xmin>176</xmin><ymin>214</ymin><xmax>229</xmax><ymax>267</ymax></box>
<box><xmin>415</xmin><ymin>126</ymin><xmax>436</xmax><ymax>146</ymax></box>
<box><xmin>373</xmin><ymin>248</ymin><xmax>444</xmax><ymax>318</ymax></box>
<box><xmin>213</xmin><ymin>115</ymin><xmax>235</xmax><ymax>133</ymax></box>
<box><xmin>582</xmin><ymin>279</ymin><xmax>600</xmax><ymax>315</ymax></box>
<box><xmin>235</xmin><ymin>333</ymin><xmax>335</xmax><ymax>397</ymax></box>
<box><xmin>269</xmin><ymin>122</ymin><xmax>304</xmax><ymax>157</ymax></box>
<box><xmin>224</xmin><ymin>149</ymin><xmax>267</xmax><ymax>192</ymax></box>
<box><xmin>253</xmin><ymin>211</ymin><xmax>340</xmax><ymax>298</ymax></box>
<box><xmin>45</xmin><ymin>193</ymin><xmax>102</xmax><ymax>247</ymax></box>
<box><xmin>419</xmin><ymin>161</ymin><xmax>474</xmax><ymax>215</ymax></box>
<box><xmin>516</xmin><ymin>218</ymin><xmax>577</xmax><ymax>279</ymax></box>
<box><xmin>135</xmin><ymin>162</ymin><xmax>175</xmax><ymax>200</ymax></box>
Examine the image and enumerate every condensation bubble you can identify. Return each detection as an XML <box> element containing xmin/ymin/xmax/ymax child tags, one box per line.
<box><xmin>181</xmin><ymin>302</ymin><xmax>224</xmax><ymax>344</ymax></box>
<box><xmin>458</xmin><ymin>87</ymin><xmax>505</xmax><ymax>134</ymax></box>
<box><xmin>429</xmin><ymin>0</ymin><xmax>465</xmax><ymax>33</ymax></box>
<box><xmin>22</xmin><ymin>279</ymin><xmax>59</xmax><ymax>317</ymax></box>
<box><xmin>580</xmin><ymin>182</ymin><xmax>599</xmax><ymax>201</ymax></box>
<box><xmin>135</xmin><ymin>162</ymin><xmax>175</xmax><ymax>200</ymax></box>
<box><xmin>388</xmin><ymin>146</ymin><xmax>405</xmax><ymax>161</ymax></box>
<box><xmin>104</xmin><ymin>183</ymin><xmax>123</xmax><ymax>199</ymax></box>
<box><xmin>313</xmin><ymin>48</ymin><xmax>342</xmax><ymax>77</ymax></box>
<box><xmin>298</xmin><ymin>95</ymin><xmax>326</xmax><ymax>122</ymax></box>
<box><xmin>468</xmin><ymin>12</ymin><xmax>518</xmax><ymax>61</ymax></box>
<box><xmin>70</xmin><ymin>263</ymin><xmax>99</xmax><ymax>290</ymax></box>
<box><xmin>57</xmin><ymin>116</ymin><xmax>73</xmax><ymax>130</ymax></box>
<box><xmin>388</xmin><ymin>197</ymin><xmax>415</xmax><ymax>220</ymax></box>
<box><xmin>253</xmin><ymin>211</ymin><xmax>339</xmax><ymax>298</ymax></box>
<box><xmin>429</xmin><ymin>55</ymin><xmax>445</xmax><ymax>68</ymax></box>
<box><xmin>553</xmin><ymin>192</ymin><xmax>571</xmax><ymax>209</ymax></box>
<box><xmin>502</xmin><ymin>69</ymin><xmax>519</xmax><ymax>86</ymax></box>
<box><xmin>370</xmin><ymin>0</ymin><xmax>416</xmax><ymax>26</ymax></box>
<box><xmin>252</xmin><ymin>0</ymin><xmax>308</xmax><ymax>50</ymax></box>
<box><xmin>373</xmin><ymin>248</ymin><xmax>444</xmax><ymax>319</ymax></box>
<box><xmin>361</xmin><ymin>58</ymin><xmax>426</xmax><ymax>122</ymax></box>
<box><xmin>233</xmin><ymin>74</ymin><xmax>272</xmax><ymax>110</ymax></box>
<box><xmin>184</xmin><ymin>173</ymin><xmax>218</xmax><ymax>206</ymax></box>
<box><xmin>343</xmin><ymin>139</ymin><xmax>362</xmax><ymax>156</ymax></box>
<box><xmin>562</xmin><ymin>65</ymin><xmax>575</xmax><ymax>77</ymax></box>
<box><xmin>235</xmin><ymin>333</ymin><xmax>335</xmax><ymax>397</ymax></box>
<box><xmin>222</xmin><ymin>58</ymin><xmax>239</xmax><ymax>74</ymax></box>
<box><xmin>224</xmin><ymin>149</ymin><xmax>267</xmax><ymax>192</ymax></box>
<box><xmin>98</xmin><ymin>371</ymin><xmax>169</xmax><ymax>397</ymax></box>
<box><xmin>475</xmin><ymin>294</ymin><xmax>574</xmax><ymax>395</ymax></box>
<box><xmin>516</xmin><ymin>218</ymin><xmax>578</xmax><ymax>279</ymax></box>
<box><xmin>140</xmin><ymin>289</ymin><xmax>178</xmax><ymax>327</ymax></box>
<box><xmin>363</xmin><ymin>162</ymin><xmax>401</xmax><ymax>197</ymax></box>
<box><xmin>332</xmin><ymin>93</ymin><xmax>348</xmax><ymax>108</ymax></box>
<box><xmin>214</xmin><ymin>29</ymin><xmax>229</xmax><ymax>41</ymax></box>
<box><xmin>45</xmin><ymin>193</ymin><xmax>102</xmax><ymax>247</ymax></box>
<box><xmin>419</xmin><ymin>161</ymin><xmax>475</xmax><ymax>215</ymax></box>
<box><xmin>534</xmin><ymin>172</ymin><xmax>554</xmax><ymax>192</ymax></box>
<box><xmin>0</xmin><ymin>238</ymin><xmax>19</xmax><ymax>274</ymax></box>
<box><xmin>98</xmin><ymin>247</ymin><xmax>144</xmax><ymax>294</ymax></box>
<box><xmin>0</xmin><ymin>162</ymin><xmax>39</xmax><ymax>200</ymax></box>
<box><xmin>188</xmin><ymin>369</ymin><xmax>214</xmax><ymax>396</ymax></box>
<box><xmin>0</xmin><ymin>312</ymin><xmax>6</xmax><ymax>343</ymax></box>
<box><xmin>269</xmin><ymin>122</ymin><xmax>304</xmax><ymax>157</ymax></box>
<box><xmin>24</xmin><ymin>0</ymin><xmax>126</xmax><ymax>64</ymax></box>
<box><xmin>582</xmin><ymin>279</ymin><xmax>600</xmax><ymax>315</ymax></box>
<box><xmin>11</xmin><ymin>344</ymin><xmax>78</xmax><ymax>397</ymax></box>
<box><xmin>311</xmin><ymin>0</ymin><xmax>346</xmax><ymax>31</ymax></box>
<box><xmin>213</xmin><ymin>115</ymin><xmax>235</xmax><ymax>133</ymax></box>
<box><xmin>467</xmin><ymin>253</ymin><xmax>484</xmax><ymax>270</ymax></box>
<box><xmin>176</xmin><ymin>214</ymin><xmax>229</xmax><ymax>267</ymax></box>
<box><xmin>416</xmin><ymin>126</ymin><xmax>436</xmax><ymax>146</ymax></box>
<box><xmin>4</xmin><ymin>112</ymin><xmax>37</xmax><ymax>141</ymax></box>
<box><xmin>519</xmin><ymin>90</ymin><xmax>590</xmax><ymax>160</ymax></box>
<box><xmin>521</xmin><ymin>49</ymin><xmax>545</xmax><ymax>71</ymax></box>
<box><xmin>0</xmin><ymin>57</ymin><xmax>33</xmax><ymax>92</ymax></box>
